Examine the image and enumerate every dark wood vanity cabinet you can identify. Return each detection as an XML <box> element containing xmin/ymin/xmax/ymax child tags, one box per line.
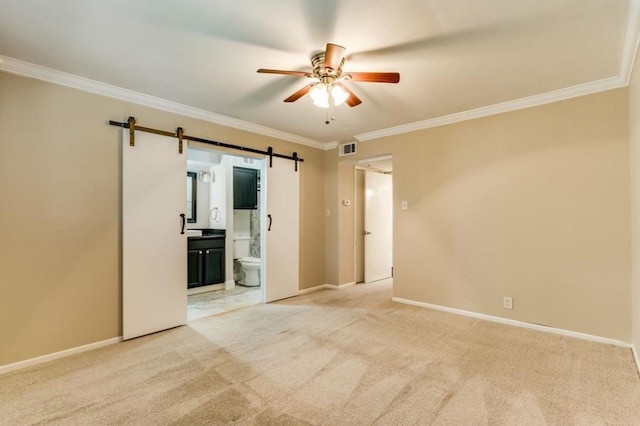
<box><xmin>187</xmin><ymin>237</ymin><xmax>225</xmax><ymax>289</ymax></box>
<box><xmin>233</xmin><ymin>167</ymin><xmax>258</xmax><ymax>209</ymax></box>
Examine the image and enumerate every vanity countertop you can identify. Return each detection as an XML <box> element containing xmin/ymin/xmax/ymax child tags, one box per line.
<box><xmin>187</xmin><ymin>229</ymin><xmax>226</xmax><ymax>240</ymax></box>
<box><xmin>188</xmin><ymin>234</ymin><xmax>225</xmax><ymax>240</ymax></box>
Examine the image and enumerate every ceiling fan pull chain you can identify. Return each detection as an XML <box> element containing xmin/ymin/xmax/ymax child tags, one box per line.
<box><xmin>326</xmin><ymin>89</ymin><xmax>336</xmax><ymax>125</ymax></box>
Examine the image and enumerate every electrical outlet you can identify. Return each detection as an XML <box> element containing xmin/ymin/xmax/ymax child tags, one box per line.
<box><xmin>503</xmin><ymin>296</ymin><xmax>513</xmax><ymax>310</ymax></box>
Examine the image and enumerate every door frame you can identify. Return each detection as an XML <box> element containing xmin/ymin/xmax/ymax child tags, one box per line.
<box><xmin>184</xmin><ymin>144</ymin><xmax>299</xmax><ymax>306</ymax></box>
<box><xmin>187</xmin><ymin>145</ymin><xmax>268</xmax><ymax>304</ymax></box>
<box><xmin>353</xmin><ymin>155</ymin><xmax>394</xmax><ymax>285</ymax></box>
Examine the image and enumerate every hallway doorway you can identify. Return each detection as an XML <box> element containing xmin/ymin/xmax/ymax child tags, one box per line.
<box><xmin>355</xmin><ymin>156</ymin><xmax>393</xmax><ymax>283</ymax></box>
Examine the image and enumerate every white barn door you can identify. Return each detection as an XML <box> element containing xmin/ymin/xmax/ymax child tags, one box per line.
<box><xmin>122</xmin><ymin>130</ymin><xmax>187</xmax><ymax>340</ymax></box>
<box><xmin>265</xmin><ymin>157</ymin><xmax>300</xmax><ymax>302</ymax></box>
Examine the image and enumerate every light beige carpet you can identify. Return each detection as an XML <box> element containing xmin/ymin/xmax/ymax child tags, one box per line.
<box><xmin>1</xmin><ymin>280</ymin><xmax>639</xmax><ymax>425</ymax></box>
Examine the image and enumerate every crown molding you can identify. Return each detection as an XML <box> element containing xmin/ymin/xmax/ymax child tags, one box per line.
<box><xmin>355</xmin><ymin>75</ymin><xmax>626</xmax><ymax>142</ymax></box>
<box><xmin>4</xmin><ymin>0</ymin><xmax>640</xmax><ymax>152</ymax></box>
<box><xmin>356</xmin><ymin>1</ymin><xmax>640</xmax><ymax>143</ymax></box>
<box><xmin>324</xmin><ymin>141</ymin><xmax>340</xmax><ymax>150</ymax></box>
<box><xmin>0</xmin><ymin>55</ymin><xmax>327</xmax><ymax>150</ymax></box>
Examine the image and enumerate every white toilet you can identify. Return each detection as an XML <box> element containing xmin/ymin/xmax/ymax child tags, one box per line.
<box><xmin>233</xmin><ymin>236</ymin><xmax>261</xmax><ymax>287</ymax></box>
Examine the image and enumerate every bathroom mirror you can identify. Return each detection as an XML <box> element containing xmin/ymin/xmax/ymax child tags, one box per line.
<box><xmin>186</xmin><ymin>172</ymin><xmax>197</xmax><ymax>223</ymax></box>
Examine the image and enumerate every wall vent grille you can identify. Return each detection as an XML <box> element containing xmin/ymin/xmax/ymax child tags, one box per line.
<box><xmin>339</xmin><ymin>142</ymin><xmax>357</xmax><ymax>157</ymax></box>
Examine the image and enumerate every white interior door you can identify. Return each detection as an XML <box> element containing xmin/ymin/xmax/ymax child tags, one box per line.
<box><xmin>364</xmin><ymin>171</ymin><xmax>393</xmax><ymax>283</ymax></box>
<box><xmin>265</xmin><ymin>157</ymin><xmax>299</xmax><ymax>302</ymax></box>
<box><xmin>122</xmin><ymin>130</ymin><xmax>187</xmax><ymax>340</ymax></box>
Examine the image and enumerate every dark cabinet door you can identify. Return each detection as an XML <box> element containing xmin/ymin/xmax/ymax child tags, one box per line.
<box><xmin>187</xmin><ymin>249</ymin><xmax>202</xmax><ymax>289</ymax></box>
<box><xmin>233</xmin><ymin>167</ymin><xmax>258</xmax><ymax>209</ymax></box>
<box><xmin>202</xmin><ymin>248</ymin><xmax>225</xmax><ymax>285</ymax></box>
<box><xmin>188</xmin><ymin>238</ymin><xmax>226</xmax><ymax>288</ymax></box>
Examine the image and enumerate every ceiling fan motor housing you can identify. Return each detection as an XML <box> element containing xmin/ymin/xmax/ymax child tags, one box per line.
<box><xmin>312</xmin><ymin>52</ymin><xmax>345</xmax><ymax>84</ymax></box>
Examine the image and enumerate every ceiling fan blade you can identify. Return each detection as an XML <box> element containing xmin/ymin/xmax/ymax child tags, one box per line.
<box><xmin>324</xmin><ymin>43</ymin><xmax>346</xmax><ymax>71</ymax></box>
<box><xmin>257</xmin><ymin>69</ymin><xmax>310</xmax><ymax>77</ymax></box>
<box><xmin>284</xmin><ymin>84</ymin><xmax>313</xmax><ymax>102</ymax></box>
<box><xmin>336</xmin><ymin>83</ymin><xmax>362</xmax><ymax>107</ymax></box>
<box><xmin>346</xmin><ymin>72</ymin><xmax>400</xmax><ymax>83</ymax></box>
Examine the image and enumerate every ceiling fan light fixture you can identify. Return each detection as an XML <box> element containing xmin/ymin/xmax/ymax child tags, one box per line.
<box><xmin>309</xmin><ymin>83</ymin><xmax>329</xmax><ymax>107</ymax></box>
<box><xmin>331</xmin><ymin>84</ymin><xmax>349</xmax><ymax>106</ymax></box>
<box><xmin>309</xmin><ymin>83</ymin><xmax>348</xmax><ymax>108</ymax></box>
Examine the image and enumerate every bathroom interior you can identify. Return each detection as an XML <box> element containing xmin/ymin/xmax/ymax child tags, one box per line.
<box><xmin>185</xmin><ymin>147</ymin><xmax>265</xmax><ymax>321</ymax></box>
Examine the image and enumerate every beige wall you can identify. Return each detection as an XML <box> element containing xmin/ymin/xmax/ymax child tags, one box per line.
<box><xmin>333</xmin><ymin>89</ymin><xmax>631</xmax><ymax>341</ymax></box>
<box><xmin>0</xmin><ymin>71</ymin><xmax>326</xmax><ymax>366</ymax></box>
<box><xmin>1</xmin><ymin>65</ymin><xmax>635</xmax><ymax>366</ymax></box>
<box><xmin>338</xmin><ymin>161</ymin><xmax>356</xmax><ymax>284</ymax></box>
<box><xmin>323</xmin><ymin>156</ymin><xmax>359</xmax><ymax>286</ymax></box>
<box><xmin>323</xmin><ymin>150</ymin><xmax>338</xmax><ymax>285</ymax></box>
<box><xmin>630</xmin><ymin>48</ymin><xmax>640</xmax><ymax>351</ymax></box>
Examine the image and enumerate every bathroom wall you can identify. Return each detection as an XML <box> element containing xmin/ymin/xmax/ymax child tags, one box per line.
<box><xmin>209</xmin><ymin>160</ymin><xmax>228</xmax><ymax>229</ymax></box>
<box><xmin>231</xmin><ymin>156</ymin><xmax>262</xmax><ymax>258</ymax></box>
<box><xmin>249</xmin><ymin>200</ymin><xmax>261</xmax><ymax>258</ymax></box>
<box><xmin>233</xmin><ymin>211</ymin><xmax>251</xmax><ymax>237</ymax></box>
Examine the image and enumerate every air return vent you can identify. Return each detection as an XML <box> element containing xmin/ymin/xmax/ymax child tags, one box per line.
<box><xmin>339</xmin><ymin>142</ymin><xmax>357</xmax><ymax>157</ymax></box>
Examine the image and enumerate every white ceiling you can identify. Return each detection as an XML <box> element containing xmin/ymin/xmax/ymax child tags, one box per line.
<box><xmin>0</xmin><ymin>0</ymin><xmax>638</xmax><ymax>148</ymax></box>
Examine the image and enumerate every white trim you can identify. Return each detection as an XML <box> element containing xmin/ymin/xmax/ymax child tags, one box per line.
<box><xmin>0</xmin><ymin>337</ymin><xmax>122</xmax><ymax>375</ymax></box>
<box><xmin>326</xmin><ymin>282</ymin><xmax>357</xmax><ymax>290</ymax></box>
<box><xmin>355</xmin><ymin>76</ymin><xmax>626</xmax><ymax>142</ymax></box>
<box><xmin>224</xmin><ymin>279</ymin><xmax>236</xmax><ymax>291</ymax></box>
<box><xmin>632</xmin><ymin>344</ymin><xmax>640</xmax><ymax>376</ymax></box>
<box><xmin>298</xmin><ymin>284</ymin><xmax>332</xmax><ymax>295</ymax></box>
<box><xmin>4</xmin><ymin>0</ymin><xmax>640</xmax><ymax>153</ymax></box>
<box><xmin>392</xmin><ymin>297</ymin><xmax>631</xmax><ymax>348</ymax></box>
<box><xmin>298</xmin><ymin>282</ymin><xmax>357</xmax><ymax>294</ymax></box>
<box><xmin>324</xmin><ymin>141</ymin><xmax>340</xmax><ymax>151</ymax></box>
<box><xmin>621</xmin><ymin>0</ymin><xmax>640</xmax><ymax>85</ymax></box>
<box><xmin>0</xmin><ymin>56</ymin><xmax>326</xmax><ymax>150</ymax></box>
<box><xmin>357</xmin><ymin>155</ymin><xmax>393</xmax><ymax>164</ymax></box>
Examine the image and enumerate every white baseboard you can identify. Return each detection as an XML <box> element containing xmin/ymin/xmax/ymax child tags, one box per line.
<box><xmin>632</xmin><ymin>344</ymin><xmax>640</xmax><ymax>376</ymax></box>
<box><xmin>392</xmin><ymin>297</ymin><xmax>631</xmax><ymax>348</ymax></box>
<box><xmin>298</xmin><ymin>282</ymin><xmax>357</xmax><ymax>295</ymax></box>
<box><xmin>325</xmin><ymin>282</ymin><xmax>356</xmax><ymax>290</ymax></box>
<box><xmin>298</xmin><ymin>284</ymin><xmax>332</xmax><ymax>295</ymax></box>
<box><xmin>0</xmin><ymin>337</ymin><xmax>122</xmax><ymax>375</ymax></box>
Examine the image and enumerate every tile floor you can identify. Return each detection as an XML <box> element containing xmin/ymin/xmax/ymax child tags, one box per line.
<box><xmin>187</xmin><ymin>285</ymin><xmax>261</xmax><ymax>321</ymax></box>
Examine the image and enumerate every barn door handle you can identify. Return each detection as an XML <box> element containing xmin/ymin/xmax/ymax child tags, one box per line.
<box><xmin>180</xmin><ymin>213</ymin><xmax>186</xmax><ymax>234</ymax></box>
<box><xmin>268</xmin><ymin>214</ymin><xmax>272</xmax><ymax>231</ymax></box>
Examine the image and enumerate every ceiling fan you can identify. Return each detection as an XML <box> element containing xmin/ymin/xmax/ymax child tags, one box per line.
<box><xmin>257</xmin><ymin>43</ymin><xmax>400</xmax><ymax>109</ymax></box>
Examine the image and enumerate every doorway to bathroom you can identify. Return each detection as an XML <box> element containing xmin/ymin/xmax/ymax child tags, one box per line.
<box><xmin>184</xmin><ymin>146</ymin><xmax>300</xmax><ymax>321</ymax></box>
<box><xmin>355</xmin><ymin>156</ymin><xmax>393</xmax><ymax>284</ymax></box>
<box><xmin>185</xmin><ymin>148</ymin><xmax>265</xmax><ymax>321</ymax></box>
<box><xmin>121</xmin><ymin>125</ymin><xmax>301</xmax><ymax>339</ymax></box>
